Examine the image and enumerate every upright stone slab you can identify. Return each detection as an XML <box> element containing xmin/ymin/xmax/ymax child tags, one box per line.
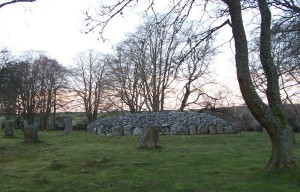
<box><xmin>48</xmin><ymin>116</ymin><xmax>54</xmax><ymax>130</ymax></box>
<box><xmin>3</xmin><ymin>120</ymin><xmax>15</xmax><ymax>138</ymax></box>
<box><xmin>217</xmin><ymin>124</ymin><xmax>224</xmax><ymax>134</ymax></box>
<box><xmin>197</xmin><ymin>124</ymin><xmax>208</xmax><ymax>134</ymax></box>
<box><xmin>64</xmin><ymin>117</ymin><xmax>73</xmax><ymax>133</ymax></box>
<box><xmin>139</xmin><ymin>126</ymin><xmax>159</xmax><ymax>149</ymax></box>
<box><xmin>123</xmin><ymin>125</ymin><xmax>133</xmax><ymax>136</ymax></box>
<box><xmin>133</xmin><ymin>127</ymin><xmax>143</xmax><ymax>136</ymax></box>
<box><xmin>189</xmin><ymin>125</ymin><xmax>197</xmax><ymax>135</ymax></box>
<box><xmin>55</xmin><ymin>117</ymin><xmax>65</xmax><ymax>130</ymax></box>
<box><xmin>23</xmin><ymin>122</ymin><xmax>39</xmax><ymax>143</ymax></box>
<box><xmin>111</xmin><ymin>124</ymin><xmax>123</xmax><ymax>136</ymax></box>
<box><xmin>208</xmin><ymin>125</ymin><xmax>217</xmax><ymax>133</ymax></box>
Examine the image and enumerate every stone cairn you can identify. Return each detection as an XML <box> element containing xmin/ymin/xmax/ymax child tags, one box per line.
<box><xmin>87</xmin><ymin>111</ymin><xmax>238</xmax><ymax>136</ymax></box>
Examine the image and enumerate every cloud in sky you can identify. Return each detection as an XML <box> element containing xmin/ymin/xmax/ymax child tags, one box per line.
<box><xmin>0</xmin><ymin>0</ymin><xmax>139</xmax><ymax>66</ymax></box>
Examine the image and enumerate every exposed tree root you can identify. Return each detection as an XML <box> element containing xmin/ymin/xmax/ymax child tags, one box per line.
<box><xmin>266</xmin><ymin>160</ymin><xmax>296</xmax><ymax>171</ymax></box>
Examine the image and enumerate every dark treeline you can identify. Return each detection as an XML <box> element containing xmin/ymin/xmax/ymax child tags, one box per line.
<box><xmin>0</xmin><ymin>50</ymin><xmax>69</xmax><ymax>130</ymax></box>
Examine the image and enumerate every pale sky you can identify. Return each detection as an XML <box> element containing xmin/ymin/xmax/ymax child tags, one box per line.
<box><xmin>0</xmin><ymin>0</ymin><xmax>140</xmax><ymax>66</ymax></box>
<box><xmin>0</xmin><ymin>0</ymin><xmax>239</xmax><ymax>95</ymax></box>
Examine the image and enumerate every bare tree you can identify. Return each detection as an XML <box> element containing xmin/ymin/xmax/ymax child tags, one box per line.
<box><xmin>136</xmin><ymin>15</ymin><xmax>185</xmax><ymax>111</ymax></box>
<box><xmin>0</xmin><ymin>48</ymin><xmax>12</xmax><ymax>66</ymax></box>
<box><xmin>71</xmin><ymin>49</ymin><xmax>108</xmax><ymax>124</ymax></box>
<box><xmin>108</xmin><ymin>15</ymin><xmax>187</xmax><ymax>112</ymax></box>
<box><xmin>13</xmin><ymin>58</ymin><xmax>37</xmax><ymax>124</ymax></box>
<box><xmin>250</xmin><ymin>0</ymin><xmax>300</xmax><ymax>105</ymax></box>
<box><xmin>0</xmin><ymin>60</ymin><xmax>19</xmax><ymax>118</ymax></box>
<box><xmin>0</xmin><ymin>50</ymin><xmax>69</xmax><ymax>129</ymax></box>
<box><xmin>272</xmin><ymin>7</ymin><xmax>300</xmax><ymax>119</ymax></box>
<box><xmin>0</xmin><ymin>48</ymin><xmax>14</xmax><ymax>86</ymax></box>
<box><xmin>108</xmin><ymin>39</ymin><xmax>146</xmax><ymax>113</ymax></box>
<box><xmin>108</xmin><ymin>20</ymin><xmax>220</xmax><ymax>112</ymax></box>
<box><xmin>32</xmin><ymin>56</ymin><xmax>69</xmax><ymax>129</ymax></box>
<box><xmin>178</xmin><ymin>33</ymin><xmax>217</xmax><ymax>111</ymax></box>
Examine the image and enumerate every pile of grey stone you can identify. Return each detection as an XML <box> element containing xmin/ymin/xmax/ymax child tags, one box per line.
<box><xmin>87</xmin><ymin>111</ymin><xmax>238</xmax><ymax>136</ymax></box>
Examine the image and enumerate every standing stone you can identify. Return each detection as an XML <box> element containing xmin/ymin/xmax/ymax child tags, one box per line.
<box><xmin>133</xmin><ymin>127</ymin><xmax>143</xmax><ymax>136</ymax></box>
<box><xmin>48</xmin><ymin>116</ymin><xmax>54</xmax><ymax>130</ymax></box>
<box><xmin>123</xmin><ymin>125</ymin><xmax>133</xmax><ymax>136</ymax></box>
<box><xmin>208</xmin><ymin>125</ymin><xmax>217</xmax><ymax>134</ymax></box>
<box><xmin>170</xmin><ymin>123</ymin><xmax>181</xmax><ymax>135</ymax></box>
<box><xmin>158</xmin><ymin>124</ymin><xmax>170</xmax><ymax>135</ymax></box>
<box><xmin>3</xmin><ymin>120</ymin><xmax>15</xmax><ymax>138</ymax></box>
<box><xmin>139</xmin><ymin>126</ymin><xmax>159</xmax><ymax>149</ymax></box>
<box><xmin>172</xmin><ymin>123</ymin><xmax>189</xmax><ymax>135</ymax></box>
<box><xmin>197</xmin><ymin>124</ymin><xmax>208</xmax><ymax>134</ymax></box>
<box><xmin>55</xmin><ymin>117</ymin><xmax>66</xmax><ymax>130</ymax></box>
<box><xmin>64</xmin><ymin>117</ymin><xmax>73</xmax><ymax>133</ymax></box>
<box><xmin>96</xmin><ymin>126</ymin><xmax>103</xmax><ymax>134</ymax></box>
<box><xmin>189</xmin><ymin>125</ymin><xmax>197</xmax><ymax>135</ymax></box>
<box><xmin>217</xmin><ymin>124</ymin><xmax>224</xmax><ymax>134</ymax></box>
<box><xmin>224</xmin><ymin>125</ymin><xmax>233</xmax><ymax>133</ymax></box>
<box><xmin>23</xmin><ymin>122</ymin><xmax>39</xmax><ymax>143</ymax></box>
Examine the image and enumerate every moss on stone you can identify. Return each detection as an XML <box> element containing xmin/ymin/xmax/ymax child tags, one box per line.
<box><xmin>273</xmin><ymin>106</ymin><xmax>287</xmax><ymax>126</ymax></box>
<box><xmin>139</xmin><ymin>126</ymin><xmax>159</xmax><ymax>149</ymax></box>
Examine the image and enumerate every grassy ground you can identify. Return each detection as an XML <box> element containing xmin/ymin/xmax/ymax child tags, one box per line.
<box><xmin>0</xmin><ymin>131</ymin><xmax>299</xmax><ymax>192</ymax></box>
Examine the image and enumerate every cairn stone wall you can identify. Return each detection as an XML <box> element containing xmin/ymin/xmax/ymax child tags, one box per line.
<box><xmin>87</xmin><ymin>112</ymin><xmax>238</xmax><ymax>136</ymax></box>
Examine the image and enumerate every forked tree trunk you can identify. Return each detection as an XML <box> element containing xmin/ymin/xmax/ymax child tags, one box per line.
<box><xmin>257</xmin><ymin>0</ymin><xmax>295</xmax><ymax>169</ymax></box>
<box><xmin>223</xmin><ymin>0</ymin><xmax>295</xmax><ymax>170</ymax></box>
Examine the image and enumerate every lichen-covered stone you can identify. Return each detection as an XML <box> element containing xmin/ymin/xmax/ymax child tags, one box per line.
<box><xmin>123</xmin><ymin>125</ymin><xmax>133</xmax><ymax>136</ymax></box>
<box><xmin>3</xmin><ymin>120</ymin><xmax>15</xmax><ymax>138</ymax></box>
<box><xmin>139</xmin><ymin>127</ymin><xmax>159</xmax><ymax>148</ymax></box>
<box><xmin>189</xmin><ymin>125</ymin><xmax>197</xmax><ymax>135</ymax></box>
<box><xmin>64</xmin><ymin>117</ymin><xmax>72</xmax><ymax>133</ymax></box>
<box><xmin>111</xmin><ymin>125</ymin><xmax>123</xmax><ymax>136</ymax></box>
<box><xmin>23</xmin><ymin>122</ymin><xmax>39</xmax><ymax>143</ymax></box>
<box><xmin>133</xmin><ymin>127</ymin><xmax>143</xmax><ymax>136</ymax></box>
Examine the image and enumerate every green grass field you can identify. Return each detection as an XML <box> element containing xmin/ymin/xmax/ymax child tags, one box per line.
<box><xmin>0</xmin><ymin>131</ymin><xmax>299</xmax><ymax>192</ymax></box>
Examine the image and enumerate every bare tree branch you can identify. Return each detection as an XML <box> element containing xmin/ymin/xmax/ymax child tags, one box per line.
<box><xmin>0</xmin><ymin>0</ymin><xmax>36</xmax><ymax>9</ymax></box>
<box><xmin>178</xmin><ymin>19</ymin><xmax>231</xmax><ymax>64</ymax></box>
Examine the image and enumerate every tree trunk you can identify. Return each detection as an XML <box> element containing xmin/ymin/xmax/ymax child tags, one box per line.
<box><xmin>223</xmin><ymin>0</ymin><xmax>295</xmax><ymax>170</ymax></box>
<box><xmin>269</xmin><ymin>127</ymin><xmax>295</xmax><ymax>169</ymax></box>
<box><xmin>179</xmin><ymin>83</ymin><xmax>191</xmax><ymax>112</ymax></box>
